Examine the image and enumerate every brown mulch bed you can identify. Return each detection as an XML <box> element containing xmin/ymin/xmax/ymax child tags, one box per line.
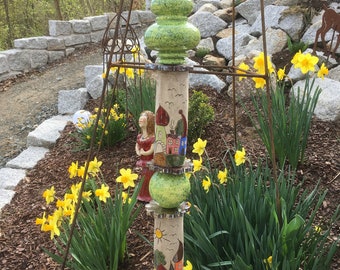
<box><xmin>0</xmin><ymin>83</ymin><xmax>339</xmax><ymax>269</ymax></box>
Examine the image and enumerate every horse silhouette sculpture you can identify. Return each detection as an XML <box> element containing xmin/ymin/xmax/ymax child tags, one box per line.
<box><xmin>313</xmin><ymin>6</ymin><xmax>340</xmax><ymax>58</ymax></box>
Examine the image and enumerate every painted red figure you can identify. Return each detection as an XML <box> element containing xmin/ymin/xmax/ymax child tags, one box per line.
<box><xmin>135</xmin><ymin>111</ymin><xmax>155</xmax><ymax>202</ymax></box>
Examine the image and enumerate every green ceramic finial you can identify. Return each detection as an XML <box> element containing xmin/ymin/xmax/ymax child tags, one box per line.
<box><xmin>144</xmin><ymin>0</ymin><xmax>201</xmax><ymax>65</ymax></box>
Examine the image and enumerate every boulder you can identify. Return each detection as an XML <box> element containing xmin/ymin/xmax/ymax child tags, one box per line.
<box><xmin>292</xmin><ymin>78</ymin><xmax>340</xmax><ymax>122</ymax></box>
<box><xmin>189</xmin><ymin>11</ymin><xmax>228</xmax><ymax>38</ymax></box>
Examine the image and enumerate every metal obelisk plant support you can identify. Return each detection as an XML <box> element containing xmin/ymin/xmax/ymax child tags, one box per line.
<box><xmin>144</xmin><ymin>0</ymin><xmax>200</xmax><ymax>269</ymax></box>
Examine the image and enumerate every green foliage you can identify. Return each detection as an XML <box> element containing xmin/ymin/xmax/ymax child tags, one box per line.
<box><xmin>196</xmin><ymin>47</ymin><xmax>210</xmax><ymax>58</ymax></box>
<box><xmin>117</xmin><ymin>76</ymin><xmax>156</xmax><ymax>129</ymax></box>
<box><xmin>287</xmin><ymin>35</ymin><xmax>308</xmax><ymax>54</ymax></box>
<box><xmin>73</xmin><ymin>104</ymin><xmax>127</xmax><ymax>150</ymax></box>
<box><xmin>184</xmin><ymin>150</ymin><xmax>339</xmax><ymax>269</ymax></box>
<box><xmin>248</xmin><ymin>78</ymin><xmax>320</xmax><ymax>169</ymax></box>
<box><xmin>188</xmin><ymin>90</ymin><xmax>215</xmax><ymax>145</ymax></box>
<box><xmin>46</xmin><ymin>179</ymin><xmax>142</xmax><ymax>270</ymax></box>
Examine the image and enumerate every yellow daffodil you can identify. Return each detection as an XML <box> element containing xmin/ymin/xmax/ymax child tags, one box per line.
<box><xmin>35</xmin><ymin>212</ymin><xmax>47</xmax><ymax>230</ymax></box>
<box><xmin>314</xmin><ymin>225</ymin><xmax>322</xmax><ymax>233</ymax></box>
<box><xmin>65</xmin><ymin>182</ymin><xmax>81</xmax><ymax>203</ymax></box>
<box><xmin>317</xmin><ymin>63</ymin><xmax>328</xmax><ymax>79</ymax></box>
<box><xmin>43</xmin><ymin>186</ymin><xmax>55</xmax><ymax>204</ymax></box>
<box><xmin>116</xmin><ymin>168</ymin><xmax>138</xmax><ymax>189</ymax></box>
<box><xmin>218</xmin><ymin>168</ymin><xmax>228</xmax><ymax>184</ymax></box>
<box><xmin>77</xmin><ymin>165</ymin><xmax>89</xmax><ymax>179</ymax></box>
<box><xmin>293</xmin><ymin>52</ymin><xmax>319</xmax><ymax>74</ymax></box>
<box><xmin>95</xmin><ymin>184</ymin><xmax>111</xmax><ymax>203</ymax></box>
<box><xmin>202</xmin><ymin>176</ymin><xmax>211</xmax><ymax>193</ymax></box>
<box><xmin>291</xmin><ymin>50</ymin><xmax>302</xmax><ymax>66</ymax></box>
<box><xmin>82</xmin><ymin>190</ymin><xmax>92</xmax><ymax>201</ymax></box>
<box><xmin>110</xmin><ymin>66</ymin><xmax>118</xmax><ymax>74</ymax></box>
<box><xmin>253</xmin><ymin>52</ymin><xmax>275</xmax><ymax>74</ymax></box>
<box><xmin>137</xmin><ymin>68</ymin><xmax>145</xmax><ymax>77</ymax></box>
<box><xmin>43</xmin><ymin>213</ymin><xmax>61</xmax><ymax>239</ymax></box>
<box><xmin>125</xmin><ymin>68</ymin><xmax>135</xmax><ymax>79</ymax></box>
<box><xmin>56</xmin><ymin>199</ymin><xmax>65</xmax><ymax>208</ymax></box>
<box><xmin>237</xmin><ymin>62</ymin><xmax>250</xmax><ymax>81</ymax></box>
<box><xmin>277</xmin><ymin>66</ymin><xmax>286</xmax><ymax>81</ymax></box>
<box><xmin>193</xmin><ymin>157</ymin><xmax>203</xmax><ymax>172</ymax></box>
<box><xmin>88</xmin><ymin>157</ymin><xmax>102</xmax><ymax>176</ymax></box>
<box><xmin>68</xmin><ymin>161</ymin><xmax>78</xmax><ymax>178</ymax></box>
<box><xmin>263</xmin><ymin>255</ymin><xmax>273</xmax><ymax>269</ymax></box>
<box><xmin>234</xmin><ymin>147</ymin><xmax>246</xmax><ymax>166</ymax></box>
<box><xmin>122</xmin><ymin>191</ymin><xmax>131</xmax><ymax>204</ymax></box>
<box><xmin>185</xmin><ymin>172</ymin><xmax>192</xmax><ymax>180</ymax></box>
<box><xmin>184</xmin><ymin>260</ymin><xmax>193</xmax><ymax>270</ymax></box>
<box><xmin>252</xmin><ymin>77</ymin><xmax>266</xmax><ymax>89</ymax></box>
<box><xmin>192</xmin><ymin>138</ymin><xmax>207</xmax><ymax>156</ymax></box>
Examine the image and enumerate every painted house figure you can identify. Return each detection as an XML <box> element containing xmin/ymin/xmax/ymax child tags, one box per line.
<box><xmin>166</xmin><ymin>131</ymin><xmax>180</xmax><ymax>155</ymax></box>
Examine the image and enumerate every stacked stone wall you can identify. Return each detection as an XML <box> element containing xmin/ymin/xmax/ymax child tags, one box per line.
<box><xmin>0</xmin><ymin>10</ymin><xmax>155</xmax><ymax>82</ymax></box>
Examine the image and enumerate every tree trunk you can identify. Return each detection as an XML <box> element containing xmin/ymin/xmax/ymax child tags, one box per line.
<box><xmin>53</xmin><ymin>0</ymin><xmax>63</xmax><ymax>20</ymax></box>
<box><xmin>3</xmin><ymin>0</ymin><xmax>13</xmax><ymax>48</ymax></box>
<box><xmin>85</xmin><ymin>0</ymin><xmax>95</xmax><ymax>15</ymax></box>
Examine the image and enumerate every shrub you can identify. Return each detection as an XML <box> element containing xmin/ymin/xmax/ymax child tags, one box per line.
<box><xmin>287</xmin><ymin>35</ymin><xmax>308</xmax><ymax>54</ymax></box>
<box><xmin>196</xmin><ymin>47</ymin><xmax>210</xmax><ymax>58</ymax></box>
<box><xmin>184</xmin><ymin>140</ymin><xmax>339</xmax><ymax>269</ymax></box>
<box><xmin>188</xmin><ymin>90</ymin><xmax>215</xmax><ymax>145</ymax></box>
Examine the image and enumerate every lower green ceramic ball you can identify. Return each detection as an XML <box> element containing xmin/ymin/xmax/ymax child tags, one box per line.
<box><xmin>149</xmin><ymin>172</ymin><xmax>190</xmax><ymax>209</ymax></box>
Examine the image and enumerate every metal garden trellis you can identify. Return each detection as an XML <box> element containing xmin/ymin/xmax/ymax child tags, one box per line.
<box><xmin>60</xmin><ymin>0</ymin><xmax>280</xmax><ymax>269</ymax></box>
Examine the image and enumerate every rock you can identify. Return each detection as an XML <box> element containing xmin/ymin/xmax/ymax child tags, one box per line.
<box><xmin>84</xmin><ymin>15</ymin><xmax>109</xmax><ymax>31</ymax></box>
<box><xmin>58</xmin><ymin>88</ymin><xmax>89</xmax><ymax>115</ymax></box>
<box><xmin>216</xmin><ymin>33</ymin><xmax>256</xmax><ymax>60</ymax></box>
<box><xmin>250</xmin><ymin>5</ymin><xmax>304</xmax><ymax>40</ymax></box>
<box><xmin>0</xmin><ymin>54</ymin><xmax>10</xmax><ymax>74</ymax></box>
<box><xmin>213</xmin><ymin>8</ymin><xmax>234</xmax><ymax>22</ymax></box>
<box><xmin>70</xmin><ymin>19</ymin><xmax>92</xmax><ymax>34</ymax></box>
<box><xmin>197</xmin><ymin>3</ymin><xmax>219</xmax><ymax>13</ymax></box>
<box><xmin>30</xmin><ymin>50</ymin><xmax>49</xmax><ymax>69</ymax></box>
<box><xmin>6</xmin><ymin>147</ymin><xmax>49</xmax><ymax>170</ymax></box>
<box><xmin>236</xmin><ymin>0</ymin><xmax>276</xmax><ymax>25</ymax></box>
<box><xmin>87</xmin><ymin>74</ymin><xmax>105</xmax><ymax>99</ymax></box>
<box><xmin>2</xmin><ymin>49</ymin><xmax>31</xmax><ymax>72</ymax></box>
<box><xmin>193</xmin><ymin>0</ymin><xmax>222</xmax><ymax>12</ymax></box>
<box><xmin>202</xmin><ymin>54</ymin><xmax>226</xmax><ymax>70</ymax></box>
<box><xmin>186</xmin><ymin>58</ymin><xmax>226</xmax><ymax>93</ymax></box>
<box><xmin>0</xmin><ymin>168</ymin><xmax>26</xmax><ymax>190</ymax></box>
<box><xmin>85</xmin><ymin>65</ymin><xmax>103</xmax><ymax>88</ymax></box>
<box><xmin>189</xmin><ymin>11</ymin><xmax>228</xmax><ymax>38</ymax></box>
<box><xmin>197</xmin><ymin>37</ymin><xmax>215</xmax><ymax>52</ymax></box>
<box><xmin>27</xmin><ymin>115</ymin><xmax>72</xmax><ymax>148</ymax></box>
<box><xmin>220</xmin><ymin>0</ymin><xmax>233</xmax><ymax>9</ymax></box>
<box><xmin>328</xmin><ymin>65</ymin><xmax>340</xmax><ymax>82</ymax></box>
<box><xmin>245</xmin><ymin>27</ymin><xmax>287</xmax><ymax>55</ymax></box>
<box><xmin>49</xmin><ymin>20</ymin><xmax>72</xmax><ymax>36</ymax></box>
<box><xmin>292</xmin><ymin>78</ymin><xmax>340</xmax><ymax>122</ymax></box>
<box><xmin>14</xmin><ymin>37</ymin><xmax>48</xmax><ymax>50</ymax></box>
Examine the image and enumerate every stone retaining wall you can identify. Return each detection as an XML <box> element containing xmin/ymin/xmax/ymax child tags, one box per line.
<box><xmin>0</xmin><ymin>10</ymin><xmax>155</xmax><ymax>82</ymax></box>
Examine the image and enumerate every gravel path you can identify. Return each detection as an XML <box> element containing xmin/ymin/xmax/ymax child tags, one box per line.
<box><xmin>0</xmin><ymin>46</ymin><xmax>103</xmax><ymax>167</ymax></box>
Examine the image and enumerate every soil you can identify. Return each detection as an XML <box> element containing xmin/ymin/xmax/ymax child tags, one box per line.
<box><xmin>0</xmin><ymin>45</ymin><xmax>339</xmax><ymax>269</ymax></box>
<box><xmin>0</xmin><ymin>45</ymin><xmax>103</xmax><ymax>168</ymax></box>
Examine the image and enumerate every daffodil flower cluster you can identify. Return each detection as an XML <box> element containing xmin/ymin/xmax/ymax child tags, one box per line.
<box><xmin>36</xmin><ymin>158</ymin><xmax>137</xmax><ymax>240</ymax></box>
<box><xmin>102</xmin><ymin>46</ymin><xmax>144</xmax><ymax>80</ymax></box>
<box><xmin>190</xmin><ymin>138</ymin><xmax>232</xmax><ymax>193</ymax></box>
<box><xmin>75</xmin><ymin>104</ymin><xmax>127</xmax><ymax>149</ymax></box>
<box><xmin>237</xmin><ymin>50</ymin><xmax>329</xmax><ymax>89</ymax></box>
